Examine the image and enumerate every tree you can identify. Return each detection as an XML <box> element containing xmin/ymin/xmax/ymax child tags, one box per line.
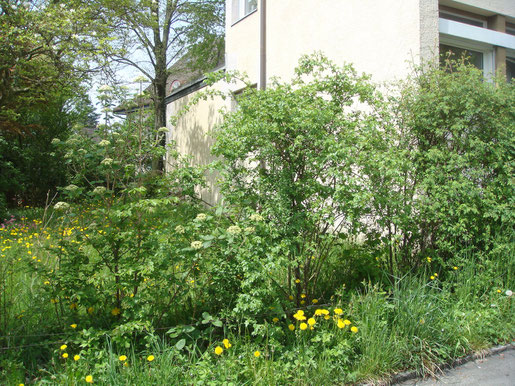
<box><xmin>85</xmin><ymin>0</ymin><xmax>225</xmax><ymax>170</ymax></box>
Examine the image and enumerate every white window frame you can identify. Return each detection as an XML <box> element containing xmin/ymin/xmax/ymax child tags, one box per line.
<box><xmin>232</xmin><ymin>0</ymin><xmax>257</xmax><ymax>24</ymax></box>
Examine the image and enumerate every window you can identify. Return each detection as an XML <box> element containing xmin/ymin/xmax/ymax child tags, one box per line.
<box><xmin>439</xmin><ymin>11</ymin><xmax>485</xmax><ymax>28</ymax></box>
<box><xmin>232</xmin><ymin>0</ymin><xmax>257</xmax><ymax>24</ymax></box>
<box><xmin>507</xmin><ymin>57</ymin><xmax>515</xmax><ymax>82</ymax></box>
<box><xmin>440</xmin><ymin>44</ymin><xmax>484</xmax><ymax>70</ymax></box>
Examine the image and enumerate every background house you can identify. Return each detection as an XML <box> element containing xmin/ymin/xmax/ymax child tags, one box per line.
<box><xmin>165</xmin><ymin>0</ymin><xmax>515</xmax><ymax>204</ymax></box>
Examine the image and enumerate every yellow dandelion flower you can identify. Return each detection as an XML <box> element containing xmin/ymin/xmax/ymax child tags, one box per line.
<box><xmin>300</xmin><ymin>294</ymin><xmax>306</xmax><ymax>299</ymax></box>
<box><xmin>295</xmin><ymin>279</ymin><xmax>300</xmax><ymax>283</ymax></box>
<box><xmin>62</xmin><ymin>353</ymin><xmax>68</xmax><ymax>359</ymax></box>
<box><xmin>223</xmin><ymin>339</ymin><xmax>232</xmax><ymax>349</ymax></box>
<box><xmin>434</xmin><ymin>273</ymin><xmax>438</xmax><ymax>277</ymax></box>
<box><xmin>60</xmin><ymin>344</ymin><xmax>67</xmax><ymax>350</ymax></box>
<box><xmin>351</xmin><ymin>326</ymin><xmax>358</xmax><ymax>333</ymax></box>
<box><xmin>74</xmin><ymin>355</ymin><xmax>80</xmax><ymax>361</ymax></box>
<box><xmin>430</xmin><ymin>276</ymin><xmax>435</xmax><ymax>280</ymax></box>
<box><xmin>453</xmin><ymin>266</ymin><xmax>458</xmax><ymax>270</ymax></box>
<box><xmin>293</xmin><ymin>310</ymin><xmax>306</xmax><ymax>321</ymax></box>
<box><xmin>147</xmin><ymin>355</ymin><xmax>155</xmax><ymax>362</ymax></box>
<box><xmin>426</xmin><ymin>257</ymin><xmax>432</xmax><ymax>262</ymax></box>
<box><xmin>344</xmin><ymin>319</ymin><xmax>351</xmax><ymax>325</ymax></box>
<box><xmin>324</xmin><ymin>314</ymin><xmax>331</xmax><ymax>320</ymax></box>
<box><xmin>497</xmin><ymin>289</ymin><xmax>502</xmax><ymax>293</ymax></box>
<box><xmin>111</xmin><ymin>307</ymin><xmax>120</xmax><ymax>316</ymax></box>
<box><xmin>334</xmin><ymin>308</ymin><xmax>343</xmax><ymax>315</ymax></box>
<box><xmin>288</xmin><ymin>324</ymin><xmax>295</xmax><ymax>331</ymax></box>
<box><xmin>288</xmin><ymin>295</ymin><xmax>293</xmax><ymax>300</ymax></box>
<box><xmin>254</xmin><ymin>351</ymin><xmax>261</xmax><ymax>357</ymax></box>
<box><xmin>214</xmin><ymin>346</ymin><xmax>223</xmax><ymax>355</ymax></box>
<box><xmin>337</xmin><ymin>319</ymin><xmax>345</xmax><ymax>329</ymax></box>
<box><xmin>85</xmin><ymin>375</ymin><xmax>93</xmax><ymax>383</ymax></box>
<box><xmin>272</xmin><ymin>317</ymin><xmax>279</xmax><ymax>323</ymax></box>
<box><xmin>312</xmin><ymin>299</ymin><xmax>318</xmax><ymax>304</ymax></box>
<box><xmin>70</xmin><ymin>324</ymin><xmax>77</xmax><ymax>329</ymax></box>
<box><xmin>307</xmin><ymin>318</ymin><xmax>316</xmax><ymax>326</ymax></box>
<box><xmin>119</xmin><ymin>355</ymin><xmax>127</xmax><ymax>361</ymax></box>
<box><xmin>299</xmin><ymin>323</ymin><xmax>308</xmax><ymax>330</ymax></box>
<box><xmin>300</xmin><ymin>300</ymin><xmax>305</xmax><ymax>305</ymax></box>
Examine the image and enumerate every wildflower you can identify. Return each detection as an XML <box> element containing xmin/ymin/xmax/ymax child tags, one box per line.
<box><xmin>497</xmin><ymin>289</ymin><xmax>502</xmax><ymax>293</ymax></box>
<box><xmin>70</xmin><ymin>324</ymin><xmax>77</xmax><ymax>329</ymax></box>
<box><xmin>87</xmin><ymin>306</ymin><xmax>94</xmax><ymax>314</ymax></box>
<box><xmin>60</xmin><ymin>344</ymin><xmax>67</xmax><ymax>350</ymax></box>
<box><xmin>333</xmin><ymin>308</ymin><xmax>343</xmax><ymax>315</ymax></box>
<box><xmin>272</xmin><ymin>317</ymin><xmax>279</xmax><ymax>323</ymax></box>
<box><xmin>344</xmin><ymin>319</ymin><xmax>351</xmax><ymax>325</ymax></box>
<box><xmin>147</xmin><ymin>355</ymin><xmax>155</xmax><ymax>362</ymax></box>
<box><xmin>434</xmin><ymin>273</ymin><xmax>438</xmax><ymax>277</ymax></box>
<box><xmin>227</xmin><ymin>225</ymin><xmax>242</xmax><ymax>235</ymax></box>
<box><xmin>426</xmin><ymin>257</ymin><xmax>432</xmax><ymax>263</ymax></box>
<box><xmin>223</xmin><ymin>339</ymin><xmax>232</xmax><ymax>349</ymax></box>
<box><xmin>62</xmin><ymin>353</ymin><xmax>68</xmax><ymax>359</ymax></box>
<box><xmin>175</xmin><ymin>225</ymin><xmax>185</xmax><ymax>234</ymax></box>
<box><xmin>85</xmin><ymin>375</ymin><xmax>93</xmax><ymax>383</ymax></box>
<box><xmin>195</xmin><ymin>213</ymin><xmax>207</xmax><ymax>221</ymax></box>
<box><xmin>214</xmin><ymin>346</ymin><xmax>223</xmax><ymax>355</ymax></box>
<box><xmin>300</xmin><ymin>300</ymin><xmax>305</xmax><ymax>305</ymax></box>
<box><xmin>312</xmin><ymin>299</ymin><xmax>318</xmax><ymax>304</ymax></box>
<box><xmin>293</xmin><ymin>310</ymin><xmax>306</xmax><ymax>321</ymax></box>
<box><xmin>288</xmin><ymin>295</ymin><xmax>293</xmax><ymax>300</ymax></box>
<box><xmin>351</xmin><ymin>326</ymin><xmax>358</xmax><ymax>333</ymax></box>
<box><xmin>98</xmin><ymin>139</ymin><xmax>110</xmax><ymax>147</ymax></box>
<box><xmin>74</xmin><ymin>354</ymin><xmax>80</xmax><ymax>361</ymax></box>
<box><xmin>324</xmin><ymin>315</ymin><xmax>331</xmax><ymax>320</ymax></box>
<box><xmin>244</xmin><ymin>226</ymin><xmax>255</xmax><ymax>233</ymax></box>
<box><xmin>92</xmin><ymin>186</ymin><xmax>106</xmax><ymax>195</ymax></box>
<box><xmin>506</xmin><ymin>290</ymin><xmax>513</xmax><ymax>297</ymax></box>
<box><xmin>191</xmin><ymin>241</ymin><xmax>202</xmax><ymax>250</ymax></box>
<box><xmin>300</xmin><ymin>294</ymin><xmax>306</xmax><ymax>299</ymax></box>
<box><xmin>51</xmin><ymin>138</ymin><xmax>61</xmax><ymax>145</ymax></box>
<box><xmin>295</xmin><ymin>279</ymin><xmax>301</xmax><ymax>284</ymax></box>
<box><xmin>100</xmin><ymin>158</ymin><xmax>113</xmax><ymax>166</ymax></box>
<box><xmin>111</xmin><ymin>307</ymin><xmax>121</xmax><ymax>316</ymax></box>
<box><xmin>307</xmin><ymin>318</ymin><xmax>316</xmax><ymax>326</ymax></box>
<box><xmin>119</xmin><ymin>355</ymin><xmax>127</xmax><ymax>361</ymax></box>
<box><xmin>299</xmin><ymin>323</ymin><xmax>308</xmax><ymax>330</ymax></box>
<box><xmin>64</xmin><ymin>184</ymin><xmax>79</xmax><ymax>191</ymax></box>
<box><xmin>288</xmin><ymin>324</ymin><xmax>295</xmax><ymax>331</ymax></box>
<box><xmin>44</xmin><ymin>280</ymin><xmax>50</xmax><ymax>285</ymax></box>
<box><xmin>254</xmin><ymin>351</ymin><xmax>261</xmax><ymax>357</ymax></box>
<box><xmin>54</xmin><ymin>202</ymin><xmax>70</xmax><ymax>211</ymax></box>
<box><xmin>249</xmin><ymin>213</ymin><xmax>263</xmax><ymax>221</ymax></box>
<box><xmin>430</xmin><ymin>276</ymin><xmax>435</xmax><ymax>280</ymax></box>
<box><xmin>453</xmin><ymin>266</ymin><xmax>458</xmax><ymax>270</ymax></box>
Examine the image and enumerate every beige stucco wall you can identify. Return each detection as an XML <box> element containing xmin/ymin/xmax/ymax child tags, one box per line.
<box><xmin>226</xmin><ymin>0</ymin><xmax>440</xmax><ymax>87</ymax></box>
<box><xmin>165</xmin><ymin>85</ymin><xmax>229</xmax><ymax>205</ymax></box>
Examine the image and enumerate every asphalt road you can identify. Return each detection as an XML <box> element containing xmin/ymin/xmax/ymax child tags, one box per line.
<box><xmin>397</xmin><ymin>348</ymin><xmax>515</xmax><ymax>386</ymax></box>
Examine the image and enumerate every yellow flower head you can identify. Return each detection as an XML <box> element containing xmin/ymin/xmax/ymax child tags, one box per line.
<box><xmin>324</xmin><ymin>314</ymin><xmax>331</xmax><ymax>320</ymax></box>
<box><xmin>434</xmin><ymin>273</ymin><xmax>438</xmax><ymax>277</ymax></box>
<box><xmin>426</xmin><ymin>257</ymin><xmax>432</xmax><ymax>262</ymax></box>
<box><xmin>147</xmin><ymin>355</ymin><xmax>155</xmax><ymax>362</ymax></box>
<box><xmin>453</xmin><ymin>266</ymin><xmax>458</xmax><ymax>270</ymax></box>
<box><xmin>312</xmin><ymin>299</ymin><xmax>318</xmax><ymax>304</ymax></box>
<box><xmin>344</xmin><ymin>319</ymin><xmax>351</xmax><ymax>325</ymax></box>
<box><xmin>74</xmin><ymin>354</ymin><xmax>80</xmax><ymax>361</ymax></box>
<box><xmin>430</xmin><ymin>276</ymin><xmax>435</xmax><ymax>280</ymax></box>
<box><xmin>85</xmin><ymin>375</ymin><xmax>93</xmax><ymax>383</ymax></box>
<box><xmin>333</xmin><ymin>308</ymin><xmax>343</xmax><ymax>315</ymax></box>
<box><xmin>300</xmin><ymin>294</ymin><xmax>306</xmax><ymax>299</ymax></box>
<box><xmin>111</xmin><ymin>307</ymin><xmax>121</xmax><ymax>316</ymax></box>
<box><xmin>293</xmin><ymin>310</ymin><xmax>306</xmax><ymax>321</ymax></box>
<box><xmin>87</xmin><ymin>307</ymin><xmax>94</xmax><ymax>314</ymax></box>
<box><xmin>254</xmin><ymin>351</ymin><xmax>261</xmax><ymax>357</ymax></box>
<box><xmin>272</xmin><ymin>317</ymin><xmax>279</xmax><ymax>323</ymax></box>
<box><xmin>70</xmin><ymin>324</ymin><xmax>77</xmax><ymax>329</ymax></box>
<box><xmin>60</xmin><ymin>344</ymin><xmax>67</xmax><ymax>350</ymax></box>
<box><xmin>497</xmin><ymin>289</ymin><xmax>502</xmax><ymax>293</ymax></box>
<box><xmin>300</xmin><ymin>300</ymin><xmax>305</xmax><ymax>305</ymax></box>
<box><xmin>351</xmin><ymin>326</ymin><xmax>358</xmax><ymax>333</ymax></box>
<box><xmin>288</xmin><ymin>295</ymin><xmax>294</xmax><ymax>300</ymax></box>
<box><xmin>299</xmin><ymin>323</ymin><xmax>308</xmax><ymax>330</ymax></box>
<box><xmin>62</xmin><ymin>353</ymin><xmax>68</xmax><ymax>359</ymax></box>
<box><xmin>295</xmin><ymin>279</ymin><xmax>301</xmax><ymax>283</ymax></box>
<box><xmin>337</xmin><ymin>319</ymin><xmax>345</xmax><ymax>329</ymax></box>
<box><xmin>119</xmin><ymin>355</ymin><xmax>127</xmax><ymax>361</ymax></box>
<box><xmin>214</xmin><ymin>346</ymin><xmax>223</xmax><ymax>355</ymax></box>
<box><xmin>223</xmin><ymin>339</ymin><xmax>232</xmax><ymax>349</ymax></box>
<box><xmin>288</xmin><ymin>324</ymin><xmax>295</xmax><ymax>331</ymax></box>
<box><xmin>307</xmin><ymin>318</ymin><xmax>316</xmax><ymax>326</ymax></box>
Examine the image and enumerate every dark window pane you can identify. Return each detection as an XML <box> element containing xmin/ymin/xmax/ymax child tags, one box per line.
<box><xmin>440</xmin><ymin>44</ymin><xmax>484</xmax><ymax>70</ymax></box>
<box><xmin>439</xmin><ymin>12</ymin><xmax>485</xmax><ymax>28</ymax></box>
<box><xmin>507</xmin><ymin>58</ymin><xmax>515</xmax><ymax>83</ymax></box>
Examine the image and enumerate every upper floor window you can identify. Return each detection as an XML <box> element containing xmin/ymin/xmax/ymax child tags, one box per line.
<box><xmin>232</xmin><ymin>0</ymin><xmax>257</xmax><ymax>24</ymax></box>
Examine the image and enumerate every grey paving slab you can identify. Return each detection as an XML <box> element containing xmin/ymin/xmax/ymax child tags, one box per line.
<box><xmin>397</xmin><ymin>349</ymin><xmax>515</xmax><ymax>386</ymax></box>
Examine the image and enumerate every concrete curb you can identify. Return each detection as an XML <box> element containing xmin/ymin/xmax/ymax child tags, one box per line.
<box><xmin>360</xmin><ymin>342</ymin><xmax>515</xmax><ymax>386</ymax></box>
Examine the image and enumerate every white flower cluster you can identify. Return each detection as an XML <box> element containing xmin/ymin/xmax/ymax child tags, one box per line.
<box><xmin>101</xmin><ymin>158</ymin><xmax>113</xmax><ymax>166</ymax></box>
<box><xmin>249</xmin><ymin>213</ymin><xmax>264</xmax><ymax>221</ymax></box>
<box><xmin>191</xmin><ymin>240</ymin><xmax>203</xmax><ymax>250</ymax></box>
<box><xmin>195</xmin><ymin>213</ymin><xmax>207</xmax><ymax>221</ymax></box>
<box><xmin>54</xmin><ymin>202</ymin><xmax>70</xmax><ymax>211</ymax></box>
<box><xmin>98</xmin><ymin>140</ymin><xmax>110</xmax><ymax>147</ymax></box>
<box><xmin>51</xmin><ymin>138</ymin><xmax>60</xmax><ymax>145</ymax></box>
<box><xmin>227</xmin><ymin>225</ymin><xmax>242</xmax><ymax>235</ymax></box>
<box><xmin>175</xmin><ymin>225</ymin><xmax>185</xmax><ymax>234</ymax></box>
<box><xmin>64</xmin><ymin>184</ymin><xmax>79</xmax><ymax>191</ymax></box>
<box><xmin>92</xmin><ymin>186</ymin><xmax>106</xmax><ymax>195</ymax></box>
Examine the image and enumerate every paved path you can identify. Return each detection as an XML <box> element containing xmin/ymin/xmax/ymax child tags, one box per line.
<box><xmin>398</xmin><ymin>348</ymin><xmax>515</xmax><ymax>386</ymax></box>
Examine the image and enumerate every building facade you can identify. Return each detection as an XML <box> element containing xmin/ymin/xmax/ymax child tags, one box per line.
<box><xmin>165</xmin><ymin>0</ymin><xmax>515</xmax><ymax>204</ymax></box>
